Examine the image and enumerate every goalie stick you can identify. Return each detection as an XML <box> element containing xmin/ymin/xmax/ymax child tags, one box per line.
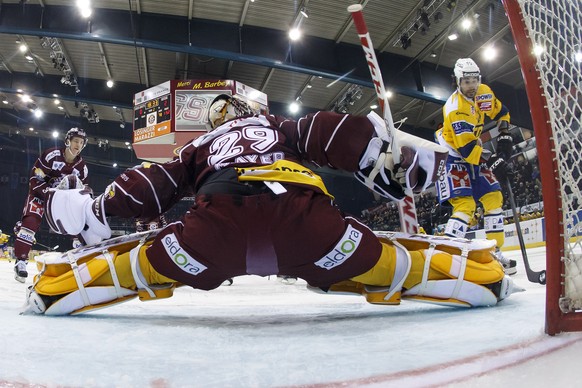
<box><xmin>348</xmin><ymin>4</ymin><xmax>419</xmax><ymax>234</ymax></box>
<box><xmin>504</xmin><ymin>177</ymin><xmax>546</xmax><ymax>285</ymax></box>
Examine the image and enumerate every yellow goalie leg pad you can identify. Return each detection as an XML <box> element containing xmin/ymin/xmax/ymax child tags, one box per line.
<box><xmin>335</xmin><ymin>241</ymin><xmax>411</xmax><ymax>305</ymax></box>
<box><xmin>401</xmin><ymin>248</ymin><xmax>508</xmax><ymax>307</ymax></box>
<box><xmin>32</xmin><ymin>241</ymin><xmax>179</xmax><ymax>315</ymax></box>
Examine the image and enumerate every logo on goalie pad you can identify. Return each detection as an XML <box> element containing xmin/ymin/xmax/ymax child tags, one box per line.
<box><xmin>163</xmin><ymin>233</ymin><xmax>208</xmax><ymax>275</ymax></box>
<box><xmin>315</xmin><ymin>225</ymin><xmax>362</xmax><ymax>270</ymax></box>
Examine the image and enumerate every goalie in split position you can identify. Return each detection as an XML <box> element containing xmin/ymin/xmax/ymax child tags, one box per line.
<box><xmin>23</xmin><ymin>94</ymin><xmax>515</xmax><ymax>315</ymax></box>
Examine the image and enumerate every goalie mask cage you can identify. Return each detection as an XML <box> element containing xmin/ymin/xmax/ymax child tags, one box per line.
<box><xmin>502</xmin><ymin>0</ymin><xmax>582</xmax><ymax>335</ymax></box>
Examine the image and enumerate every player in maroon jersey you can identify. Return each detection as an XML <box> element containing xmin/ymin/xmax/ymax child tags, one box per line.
<box><xmin>13</xmin><ymin>127</ymin><xmax>89</xmax><ymax>282</ymax></box>
<box><xmin>23</xmin><ymin>95</ymin><xmax>515</xmax><ymax>315</ymax></box>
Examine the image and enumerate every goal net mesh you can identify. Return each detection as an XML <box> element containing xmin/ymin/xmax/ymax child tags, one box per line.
<box><xmin>514</xmin><ymin>0</ymin><xmax>582</xmax><ymax>311</ymax></box>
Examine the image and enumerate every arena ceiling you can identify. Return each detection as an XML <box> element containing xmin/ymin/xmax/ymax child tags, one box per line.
<box><xmin>0</xmin><ymin>0</ymin><xmax>529</xmax><ymax>168</ymax></box>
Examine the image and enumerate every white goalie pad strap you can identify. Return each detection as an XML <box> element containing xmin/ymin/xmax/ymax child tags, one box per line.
<box><xmin>66</xmin><ymin>251</ymin><xmax>91</xmax><ymax>307</ymax></box>
<box><xmin>96</xmin><ymin>250</ymin><xmax>125</xmax><ymax>299</ymax></box>
<box><xmin>403</xmin><ymin>279</ymin><xmax>498</xmax><ymax>307</ymax></box>
<box><xmin>451</xmin><ymin>250</ymin><xmax>468</xmax><ymax>300</ymax></box>
<box><xmin>44</xmin><ymin>286</ymin><xmax>137</xmax><ymax>316</ymax></box>
<box><xmin>384</xmin><ymin>240</ymin><xmax>412</xmax><ymax>301</ymax></box>
<box><xmin>130</xmin><ymin>242</ymin><xmax>155</xmax><ymax>298</ymax></box>
<box><xmin>376</xmin><ymin>231</ymin><xmax>496</xmax><ymax>253</ymax></box>
<box><xmin>418</xmin><ymin>244</ymin><xmax>437</xmax><ymax>296</ymax></box>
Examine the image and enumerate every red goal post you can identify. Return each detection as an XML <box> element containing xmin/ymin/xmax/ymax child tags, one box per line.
<box><xmin>502</xmin><ymin>0</ymin><xmax>582</xmax><ymax>335</ymax></box>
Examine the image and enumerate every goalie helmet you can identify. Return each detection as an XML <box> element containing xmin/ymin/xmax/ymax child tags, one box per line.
<box><xmin>453</xmin><ymin>58</ymin><xmax>481</xmax><ymax>86</ymax></box>
<box><xmin>208</xmin><ymin>94</ymin><xmax>257</xmax><ymax>130</ymax></box>
<box><xmin>65</xmin><ymin>127</ymin><xmax>88</xmax><ymax>149</ymax></box>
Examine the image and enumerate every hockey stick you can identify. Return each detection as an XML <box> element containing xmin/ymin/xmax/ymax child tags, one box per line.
<box><xmin>348</xmin><ymin>4</ymin><xmax>419</xmax><ymax>234</ymax></box>
<box><xmin>34</xmin><ymin>242</ymin><xmax>60</xmax><ymax>251</ymax></box>
<box><xmin>504</xmin><ymin>176</ymin><xmax>546</xmax><ymax>284</ymax></box>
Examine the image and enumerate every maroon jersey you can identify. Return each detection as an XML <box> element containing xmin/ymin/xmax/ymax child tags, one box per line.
<box><xmin>106</xmin><ymin>113</ymin><xmax>374</xmax><ymax>219</ymax></box>
<box><xmin>30</xmin><ymin>147</ymin><xmax>88</xmax><ymax>199</ymax></box>
<box><xmin>103</xmin><ymin>112</ymin><xmax>382</xmax><ymax>289</ymax></box>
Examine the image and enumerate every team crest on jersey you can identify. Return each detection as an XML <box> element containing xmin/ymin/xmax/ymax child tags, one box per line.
<box><xmin>52</xmin><ymin>161</ymin><xmax>65</xmax><ymax>171</ymax></box>
<box><xmin>28</xmin><ymin>198</ymin><xmax>44</xmax><ymax>217</ymax></box>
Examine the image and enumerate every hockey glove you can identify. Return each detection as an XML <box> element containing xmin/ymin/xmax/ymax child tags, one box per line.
<box><xmin>486</xmin><ymin>154</ymin><xmax>510</xmax><ymax>183</ymax></box>
<box><xmin>496</xmin><ymin>122</ymin><xmax>513</xmax><ymax>161</ymax></box>
<box><xmin>45</xmin><ymin>188</ymin><xmax>111</xmax><ymax>245</ymax></box>
<box><xmin>355</xmin><ymin>137</ymin><xmax>407</xmax><ymax>201</ymax></box>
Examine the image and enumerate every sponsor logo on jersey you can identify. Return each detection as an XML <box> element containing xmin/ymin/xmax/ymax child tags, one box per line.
<box><xmin>476</xmin><ymin>94</ymin><xmax>492</xmax><ymax>101</ymax></box>
<box><xmin>16</xmin><ymin>228</ymin><xmax>35</xmax><ymax>244</ymax></box>
<box><xmin>451</xmin><ymin>120</ymin><xmax>474</xmax><ymax>135</ymax></box>
<box><xmin>315</xmin><ymin>225</ymin><xmax>362</xmax><ymax>270</ymax></box>
<box><xmin>163</xmin><ymin>233</ymin><xmax>208</xmax><ymax>275</ymax></box>
<box><xmin>28</xmin><ymin>198</ymin><xmax>44</xmax><ymax>217</ymax></box>
<box><xmin>45</xmin><ymin>150</ymin><xmax>61</xmax><ymax>162</ymax></box>
<box><xmin>477</xmin><ymin>101</ymin><xmax>492</xmax><ymax>111</ymax></box>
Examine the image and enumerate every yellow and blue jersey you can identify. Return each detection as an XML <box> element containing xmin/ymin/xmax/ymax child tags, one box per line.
<box><xmin>436</xmin><ymin>83</ymin><xmax>510</xmax><ymax>165</ymax></box>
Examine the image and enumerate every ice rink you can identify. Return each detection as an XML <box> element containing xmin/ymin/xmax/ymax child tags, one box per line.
<box><xmin>1</xmin><ymin>246</ymin><xmax>581</xmax><ymax>387</ymax></box>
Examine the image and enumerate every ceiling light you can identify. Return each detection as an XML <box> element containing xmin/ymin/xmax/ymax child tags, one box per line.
<box><xmin>385</xmin><ymin>91</ymin><xmax>393</xmax><ymax>99</ymax></box>
<box><xmin>483</xmin><ymin>46</ymin><xmax>498</xmax><ymax>61</ymax></box>
<box><xmin>2</xmin><ymin>99</ymin><xmax>8</xmax><ymax>104</ymax></box>
<box><xmin>461</xmin><ymin>18</ymin><xmax>472</xmax><ymax>30</ymax></box>
<box><xmin>80</xmin><ymin>8</ymin><xmax>93</xmax><ymax>18</ymax></box>
<box><xmin>289</xmin><ymin>102</ymin><xmax>300</xmax><ymax>114</ymax></box>
<box><xmin>19</xmin><ymin>44</ymin><xmax>27</xmax><ymax>53</ymax></box>
<box><xmin>370</xmin><ymin>104</ymin><xmax>378</xmax><ymax>109</ymax></box>
<box><xmin>113</xmin><ymin>163</ymin><xmax>118</xmax><ymax>168</ymax></box>
<box><xmin>29</xmin><ymin>127</ymin><xmax>34</xmax><ymax>131</ymax></box>
<box><xmin>430</xmin><ymin>51</ymin><xmax>437</xmax><ymax>58</ymax></box>
<box><xmin>54</xmin><ymin>99</ymin><xmax>60</xmax><ymax>105</ymax></box>
<box><xmin>58</xmin><ymin>106</ymin><xmax>64</xmax><ymax>110</ymax></box>
<box><xmin>33</xmin><ymin>109</ymin><xmax>43</xmax><ymax>118</ymax></box>
<box><xmin>288</xmin><ymin>28</ymin><xmax>302</xmax><ymax>41</ymax></box>
<box><xmin>125</xmin><ymin>141</ymin><xmax>130</xmax><ymax>146</ymax></box>
<box><xmin>21</xmin><ymin>94</ymin><xmax>32</xmax><ymax>103</ymax></box>
<box><xmin>448</xmin><ymin>33</ymin><xmax>458</xmax><ymax>41</ymax></box>
<box><xmin>25</xmin><ymin>55</ymin><xmax>33</xmax><ymax>61</ymax></box>
<box><xmin>52</xmin><ymin>130</ymin><xmax>59</xmax><ymax>138</ymax></box>
<box><xmin>575</xmin><ymin>51</ymin><xmax>582</xmax><ymax>63</ymax></box>
<box><xmin>106</xmin><ymin>79</ymin><xmax>114</xmax><ymax>88</ymax></box>
<box><xmin>300</xmin><ymin>6</ymin><xmax>309</xmax><ymax>18</ymax></box>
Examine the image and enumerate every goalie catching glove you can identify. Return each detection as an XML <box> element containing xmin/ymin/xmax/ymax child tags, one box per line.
<box><xmin>45</xmin><ymin>188</ymin><xmax>111</xmax><ymax>245</ymax></box>
<box><xmin>355</xmin><ymin>111</ymin><xmax>448</xmax><ymax>201</ymax></box>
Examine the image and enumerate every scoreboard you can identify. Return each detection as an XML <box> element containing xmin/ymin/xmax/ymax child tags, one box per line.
<box><xmin>132</xmin><ymin>80</ymin><xmax>268</xmax><ymax>162</ymax></box>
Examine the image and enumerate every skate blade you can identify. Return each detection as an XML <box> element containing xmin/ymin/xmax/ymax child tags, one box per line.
<box><xmin>14</xmin><ymin>275</ymin><xmax>26</xmax><ymax>283</ymax></box>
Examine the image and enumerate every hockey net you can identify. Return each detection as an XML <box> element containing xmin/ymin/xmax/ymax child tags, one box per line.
<box><xmin>503</xmin><ymin>0</ymin><xmax>582</xmax><ymax>335</ymax></box>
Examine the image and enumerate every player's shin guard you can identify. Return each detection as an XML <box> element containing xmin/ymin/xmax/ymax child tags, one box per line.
<box><xmin>21</xmin><ymin>233</ymin><xmax>178</xmax><ymax>315</ymax></box>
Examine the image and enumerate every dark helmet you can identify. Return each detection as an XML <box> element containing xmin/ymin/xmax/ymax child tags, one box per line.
<box><xmin>65</xmin><ymin>127</ymin><xmax>88</xmax><ymax>148</ymax></box>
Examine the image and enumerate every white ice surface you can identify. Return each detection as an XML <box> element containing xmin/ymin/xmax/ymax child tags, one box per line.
<box><xmin>1</xmin><ymin>246</ymin><xmax>581</xmax><ymax>387</ymax></box>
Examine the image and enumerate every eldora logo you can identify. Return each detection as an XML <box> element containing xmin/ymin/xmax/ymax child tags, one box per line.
<box><xmin>315</xmin><ymin>225</ymin><xmax>362</xmax><ymax>270</ymax></box>
<box><xmin>163</xmin><ymin>233</ymin><xmax>208</xmax><ymax>275</ymax></box>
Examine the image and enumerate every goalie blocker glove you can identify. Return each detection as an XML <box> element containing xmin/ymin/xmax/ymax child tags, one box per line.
<box><xmin>355</xmin><ymin>111</ymin><xmax>448</xmax><ymax>201</ymax></box>
<box><xmin>45</xmin><ymin>188</ymin><xmax>111</xmax><ymax>245</ymax></box>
